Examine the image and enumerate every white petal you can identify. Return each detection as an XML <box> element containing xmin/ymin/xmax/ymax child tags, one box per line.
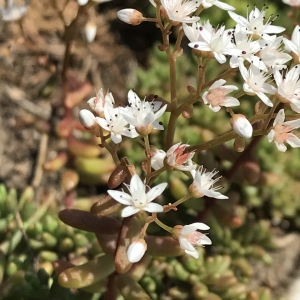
<box><xmin>204</xmin><ymin>189</ymin><xmax>228</xmax><ymax>199</ymax></box>
<box><xmin>185</xmin><ymin>248</ymin><xmax>199</xmax><ymax>258</ymax></box>
<box><xmin>214</xmin><ymin>0</ymin><xmax>235</xmax><ymax>10</ymax></box>
<box><xmin>210</xmin><ymin>79</ymin><xmax>226</xmax><ymax>90</ymax></box>
<box><xmin>121</xmin><ymin>206</ymin><xmax>140</xmax><ymax>218</ymax></box>
<box><xmin>199</xmin><ymin>235</ymin><xmax>212</xmax><ymax>245</ymax></box>
<box><xmin>273</xmin><ymin>109</ymin><xmax>285</xmax><ymax>126</ymax></box>
<box><xmin>178</xmin><ymin>237</ymin><xmax>196</xmax><ymax>252</ymax></box>
<box><xmin>268</xmin><ymin>129</ymin><xmax>275</xmax><ymax>142</ymax></box>
<box><xmin>256</xmin><ymin>92</ymin><xmax>273</xmax><ymax>107</ymax></box>
<box><xmin>147</xmin><ymin>183</ymin><xmax>168</xmax><ymax>202</ymax></box>
<box><xmin>95</xmin><ymin>117</ymin><xmax>110</xmax><ymax>131</ymax></box>
<box><xmin>144</xmin><ymin>202</ymin><xmax>164</xmax><ymax>213</ymax></box>
<box><xmin>107</xmin><ymin>190</ymin><xmax>132</xmax><ymax>205</ymax></box>
<box><xmin>130</xmin><ymin>174</ymin><xmax>145</xmax><ymax>194</ymax></box>
<box><xmin>275</xmin><ymin>141</ymin><xmax>287</xmax><ymax>152</ymax></box>
<box><xmin>181</xmin><ymin>223</ymin><xmax>210</xmax><ymax>234</ymax></box>
<box><xmin>286</xmin><ymin>134</ymin><xmax>300</xmax><ymax>148</ymax></box>
<box><xmin>111</xmin><ymin>133</ymin><xmax>122</xmax><ymax>144</ymax></box>
<box><xmin>214</xmin><ymin>53</ymin><xmax>226</xmax><ymax>64</ymax></box>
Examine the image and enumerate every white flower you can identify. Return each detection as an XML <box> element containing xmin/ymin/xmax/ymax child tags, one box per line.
<box><xmin>87</xmin><ymin>88</ymin><xmax>114</xmax><ymax>117</ymax></box>
<box><xmin>189</xmin><ymin>26</ymin><xmax>241</xmax><ymax>64</ymax></box>
<box><xmin>229</xmin><ymin>26</ymin><xmax>261</xmax><ymax>68</ymax></box>
<box><xmin>150</xmin><ymin>147</ymin><xmax>166</xmax><ymax>171</ymax></box>
<box><xmin>228</xmin><ymin>7</ymin><xmax>285</xmax><ymax>38</ymax></box>
<box><xmin>183</xmin><ymin>20</ymin><xmax>213</xmax><ymax>43</ymax></box>
<box><xmin>202</xmin><ymin>79</ymin><xmax>239</xmax><ymax>112</ymax></box>
<box><xmin>189</xmin><ymin>167</ymin><xmax>228</xmax><ymax>199</ymax></box>
<box><xmin>127</xmin><ymin>239</ymin><xmax>147</xmax><ymax>263</ymax></box>
<box><xmin>166</xmin><ymin>142</ymin><xmax>195</xmax><ymax>171</ymax></box>
<box><xmin>121</xmin><ymin>90</ymin><xmax>167</xmax><ymax>135</ymax></box>
<box><xmin>117</xmin><ymin>9</ymin><xmax>143</xmax><ymax>26</ymax></box>
<box><xmin>95</xmin><ymin>105</ymin><xmax>138</xmax><ymax>143</ymax></box>
<box><xmin>273</xmin><ymin>65</ymin><xmax>300</xmax><ymax>112</ymax></box>
<box><xmin>108</xmin><ymin>174</ymin><xmax>167</xmax><ymax>217</ymax></box>
<box><xmin>79</xmin><ymin>109</ymin><xmax>97</xmax><ymax>129</ymax></box>
<box><xmin>268</xmin><ymin>109</ymin><xmax>300</xmax><ymax>152</ymax></box>
<box><xmin>283</xmin><ymin>25</ymin><xmax>300</xmax><ymax>63</ymax></box>
<box><xmin>0</xmin><ymin>0</ymin><xmax>28</xmax><ymax>22</ymax></box>
<box><xmin>200</xmin><ymin>0</ymin><xmax>235</xmax><ymax>11</ymax></box>
<box><xmin>85</xmin><ymin>21</ymin><xmax>97</xmax><ymax>43</ymax></box>
<box><xmin>160</xmin><ymin>0</ymin><xmax>200</xmax><ymax>23</ymax></box>
<box><xmin>238</xmin><ymin>61</ymin><xmax>276</xmax><ymax>106</ymax></box>
<box><xmin>231</xmin><ymin>114</ymin><xmax>253</xmax><ymax>138</ymax></box>
<box><xmin>173</xmin><ymin>223</ymin><xmax>211</xmax><ymax>258</ymax></box>
<box><xmin>258</xmin><ymin>36</ymin><xmax>292</xmax><ymax>70</ymax></box>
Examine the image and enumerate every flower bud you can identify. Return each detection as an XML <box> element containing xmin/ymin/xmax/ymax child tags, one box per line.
<box><xmin>127</xmin><ymin>239</ymin><xmax>147</xmax><ymax>263</ymax></box>
<box><xmin>79</xmin><ymin>109</ymin><xmax>97</xmax><ymax>130</ymax></box>
<box><xmin>85</xmin><ymin>21</ymin><xmax>97</xmax><ymax>43</ymax></box>
<box><xmin>230</xmin><ymin>114</ymin><xmax>253</xmax><ymax>138</ymax></box>
<box><xmin>117</xmin><ymin>9</ymin><xmax>143</xmax><ymax>26</ymax></box>
<box><xmin>234</xmin><ymin>136</ymin><xmax>245</xmax><ymax>152</ymax></box>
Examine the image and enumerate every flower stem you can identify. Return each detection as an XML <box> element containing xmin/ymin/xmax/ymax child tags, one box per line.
<box><xmin>172</xmin><ymin>194</ymin><xmax>191</xmax><ymax>207</ymax></box>
<box><xmin>155</xmin><ymin>218</ymin><xmax>173</xmax><ymax>233</ymax></box>
<box><xmin>144</xmin><ymin>135</ymin><xmax>152</xmax><ymax>175</ymax></box>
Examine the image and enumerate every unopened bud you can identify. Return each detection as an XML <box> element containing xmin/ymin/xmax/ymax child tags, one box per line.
<box><xmin>85</xmin><ymin>21</ymin><xmax>97</xmax><ymax>43</ymax></box>
<box><xmin>127</xmin><ymin>239</ymin><xmax>147</xmax><ymax>263</ymax></box>
<box><xmin>117</xmin><ymin>9</ymin><xmax>143</xmax><ymax>26</ymax></box>
<box><xmin>234</xmin><ymin>136</ymin><xmax>245</xmax><ymax>152</ymax></box>
<box><xmin>230</xmin><ymin>114</ymin><xmax>253</xmax><ymax>138</ymax></box>
<box><xmin>79</xmin><ymin>109</ymin><xmax>97</xmax><ymax>130</ymax></box>
<box><xmin>182</xmin><ymin>104</ymin><xmax>193</xmax><ymax>118</ymax></box>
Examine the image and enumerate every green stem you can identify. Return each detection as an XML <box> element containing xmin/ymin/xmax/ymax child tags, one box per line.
<box><xmin>234</xmin><ymin>90</ymin><xmax>246</xmax><ymax>99</ymax></box>
<box><xmin>187</xmin><ymin>129</ymin><xmax>269</xmax><ymax>153</ymax></box>
<box><xmin>172</xmin><ymin>194</ymin><xmax>191</xmax><ymax>207</ymax></box>
<box><xmin>154</xmin><ymin>218</ymin><xmax>173</xmax><ymax>233</ymax></box>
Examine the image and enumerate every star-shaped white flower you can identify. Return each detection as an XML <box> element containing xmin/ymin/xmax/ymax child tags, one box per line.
<box><xmin>173</xmin><ymin>223</ymin><xmax>211</xmax><ymax>258</ymax></box>
<box><xmin>229</xmin><ymin>26</ymin><xmax>261</xmax><ymax>68</ymax></box>
<box><xmin>160</xmin><ymin>0</ymin><xmax>200</xmax><ymax>23</ymax></box>
<box><xmin>283</xmin><ymin>25</ymin><xmax>300</xmax><ymax>63</ymax></box>
<box><xmin>268</xmin><ymin>109</ymin><xmax>300</xmax><ymax>152</ymax></box>
<box><xmin>238</xmin><ymin>61</ymin><xmax>276</xmax><ymax>107</ymax></box>
<box><xmin>258</xmin><ymin>36</ymin><xmax>292</xmax><ymax>70</ymax></box>
<box><xmin>108</xmin><ymin>174</ymin><xmax>167</xmax><ymax>217</ymax></box>
<box><xmin>202</xmin><ymin>79</ymin><xmax>239</xmax><ymax>112</ymax></box>
<box><xmin>273</xmin><ymin>65</ymin><xmax>300</xmax><ymax>112</ymax></box>
<box><xmin>189</xmin><ymin>167</ymin><xmax>228</xmax><ymax>199</ymax></box>
<box><xmin>121</xmin><ymin>91</ymin><xmax>167</xmax><ymax>135</ymax></box>
<box><xmin>228</xmin><ymin>7</ymin><xmax>285</xmax><ymax>38</ymax></box>
<box><xmin>95</xmin><ymin>105</ymin><xmax>138</xmax><ymax>143</ymax></box>
<box><xmin>200</xmin><ymin>0</ymin><xmax>235</xmax><ymax>11</ymax></box>
<box><xmin>189</xmin><ymin>26</ymin><xmax>240</xmax><ymax>64</ymax></box>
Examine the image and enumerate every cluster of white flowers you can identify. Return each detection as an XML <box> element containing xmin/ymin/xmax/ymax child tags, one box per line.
<box><xmin>79</xmin><ymin>0</ymin><xmax>300</xmax><ymax>264</ymax></box>
<box><xmin>79</xmin><ymin>89</ymin><xmax>167</xmax><ymax>143</ymax></box>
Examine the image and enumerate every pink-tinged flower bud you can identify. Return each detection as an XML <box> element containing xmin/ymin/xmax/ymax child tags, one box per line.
<box><xmin>117</xmin><ymin>9</ymin><xmax>143</xmax><ymax>26</ymax></box>
<box><xmin>79</xmin><ymin>109</ymin><xmax>97</xmax><ymax>129</ymax></box>
<box><xmin>77</xmin><ymin>0</ymin><xmax>89</xmax><ymax>5</ymax></box>
<box><xmin>127</xmin><ymin>239</ymin><xmax>147</xmax><ymax>263</ymax></box>
<box><xmin>230</xmin><ymin>114</ymin><xmax>253</xmax><ymax>138</ymax></box>
<box><xmin>85</xmin><ymin>21</ymin><xmax>97</xmax><ymax>43</ymax></box>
